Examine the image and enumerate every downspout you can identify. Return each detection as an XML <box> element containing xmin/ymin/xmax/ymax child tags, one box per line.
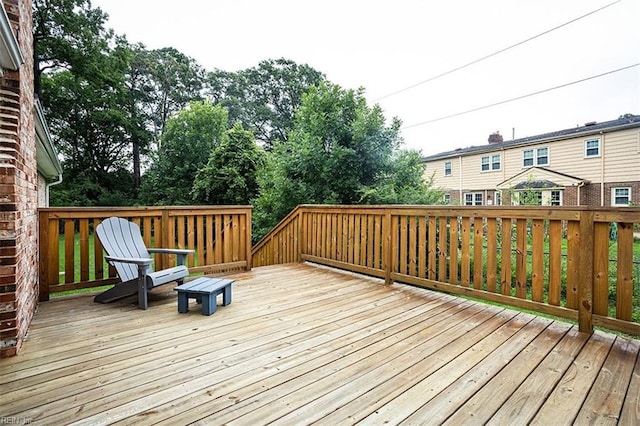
<box><xmin>577</xmin><ymin>181</ymin><xmax>585</xmax><ymax>206</ymax></box>
<box><xmin>45</xmin><ymin>175</ymin><xmax>63</xmax><ymax>206</ymax></box>
<box><xmin>600</xmin><ymin>132</ymin><xmax>605</xmax><ymax>206</ymax></box>
<box><xmin>458</xmin><ymin>155</ymin><xmax>463</xmax><ymax>203</ymax></box>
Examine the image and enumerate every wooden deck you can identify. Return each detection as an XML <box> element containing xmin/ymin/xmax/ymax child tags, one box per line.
<box><xmin>2</xmin><ymin>264</ymin><xmax>640</xmax><ymax>425</ymax></box>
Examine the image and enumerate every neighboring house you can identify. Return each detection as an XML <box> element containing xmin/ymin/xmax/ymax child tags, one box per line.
<box><xmin>423</xmin><ymin>114</ymin><xmax>640</xmax><ymax>207</ymax></box>
<box><xmin>0</xmin><ymin>0</ymin><xmax>62</xmax><ymax>357</ymax></box>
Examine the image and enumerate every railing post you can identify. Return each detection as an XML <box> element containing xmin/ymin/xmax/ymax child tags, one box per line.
<box><xmin>383</xmin><ymin>211</ymin><xmax>392</xmax><ymax>285</ymax></box>
<box><xmin>578</xmin><ymin>210</ymin><xmax>594</xmax><ymax>334</ymax></box>
<box><xmin>38</xmin><ymin>211</ymin><xmax>50</xmax><ymax>301</ymax></box>
<box><xmin>245</xmin><ymin>208</ymin><xmax>252</xmax><ymax>270</ymax></box>
<box><xmin>297</xmin><ymin>208</ymin><xmax>304</xmax><ymax>263</ymax></box>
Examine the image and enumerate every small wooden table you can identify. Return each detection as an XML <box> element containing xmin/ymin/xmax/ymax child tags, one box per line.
<box><xmin>174</xmin><ymin>277</ymin><xmax>234</xmax><ymax>315</ymax></box>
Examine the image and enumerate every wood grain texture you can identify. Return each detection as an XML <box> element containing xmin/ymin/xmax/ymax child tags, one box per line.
<box><xmin>3</xmin><ymin>263</ymin><xmax>639</xmax><ymax>425</ymax></box>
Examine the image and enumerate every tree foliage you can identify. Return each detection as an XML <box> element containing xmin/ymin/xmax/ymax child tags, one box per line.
<box><xmin>131</xmin><ymin>47</ymin><xmax>205</xmax><ymax>142</ymax></box>
<box><xmin>41</xmin><ymin>35</ymin><xmax>142</xmax><ymax>206</ymax></box>
<box><xmin>140</xmin><ymin>102</ymin><xmax>228</xmax><ymax>205</ymax></box>
<box><xmin>253</xmin><ymin>83</ymin><xmax>441</xmax><ymax>238</ymax></box>
<box><xmin>33</xmin><ymin>0</ymin><xmax>113</xmax><ymax>97</ymax></box>
<box><xmin>37</xmin><ymin>0</ymin><xmax>442</xmax><ymax>242</ymax></box>
<box><xmin>357</xmin><ymin>150</ymin><xmax>444</xmax><ymax>204</ymax></box>
<box><xmin>191</xmin><ymin>123</ymin><xmax>264</xmax><ymax>205</ymax></box>
<box><xmin>123</xmin><ymin>45</ymin><xmax>205</xmax><ymax>188</ymax></box>
<box><xmin>206</xmin><ymin>58</ymin><xmax>325</xmax><ymax>149</ymax></box>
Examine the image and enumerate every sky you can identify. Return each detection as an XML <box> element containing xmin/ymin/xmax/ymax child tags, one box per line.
<box><xmin>92</xmin><ymin>0</ymin><xmax>639</xmax><ymax>156</ymax></box>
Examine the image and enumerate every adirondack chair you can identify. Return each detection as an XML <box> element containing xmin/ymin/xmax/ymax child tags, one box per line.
<box><xmin>94</xmin><ymin>217</ymin><xmax>194</xmax><ymax>309</ymax></box>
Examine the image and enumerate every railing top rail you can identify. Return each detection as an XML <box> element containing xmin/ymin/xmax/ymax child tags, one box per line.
<box><xmin>252</xmin><ymin>206</ymin><xmax>302</xmax><ymax>254</ymax></box>
<box><xmin>295</xmin><ymin>204</ymin><xmax>640</xmax><ymax>221</ymax></box>
<box><xmin>297</xmin><ymin>204</ymin><xmax>640</xmax><ymax>212</ymax></box>
<box><xmin>39</xmin><ymin>206</ymin><xmax>253</xmax><ymax>219</ymax></box>
<box><xmin>40</xmin><ymin>205</ymin><xmax>252</xmax><ymax>212</ymax></box>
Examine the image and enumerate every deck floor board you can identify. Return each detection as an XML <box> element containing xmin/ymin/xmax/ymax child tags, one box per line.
<box><xmin>1</xmin><ymin>263</ymin><xmax>639</xmax><ymax>425</ymax></box>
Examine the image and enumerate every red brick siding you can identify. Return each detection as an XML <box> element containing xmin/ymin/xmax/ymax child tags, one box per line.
<box><xmin>605</xmin><ymin>182</ymin><xmax>640</xmax><ymax>206</ymax></box>
<box><xmin>581</xmin><ymin>183</ymin><xmax>601</xmax><ymax>206</ymax></box>
<box><xmin>578</xmin><ymin>182</ymin><xmax>640</xmax><ymax>207</ymax></box>
<box><xmin>0</xmin><ymin>0</ymin><xmax>38</xmax><ymax>358</ymax></box>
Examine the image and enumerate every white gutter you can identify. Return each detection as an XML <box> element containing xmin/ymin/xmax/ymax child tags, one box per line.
<box><xmin>0</xmin><ymin>3</ymin><xmax>23</xmax><ymax>71</ymax></box>
<box><xmin>34</xmin><ymin>100</ymin><xmax>63</xmax><ymax>204</ymax></box>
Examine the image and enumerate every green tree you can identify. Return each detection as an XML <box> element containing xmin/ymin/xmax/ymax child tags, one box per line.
<box><xmin>123</xmin><ymin>45</ymin><xmax>205</xmax><ymax>189</ymax></box>
<box><xmin>34</xmin><ymin>0</ymin><xmax>146</xmax><ymax>205</ymax></box>
<box><xmin>254</xmin><ymin>83</ymin><xmax>439</xmax><ymax>237</ymax></box>
<box><xmin>141</xmin><ymin>102</ymin><xmax>228</xmax><ymax>205</ymax></box>
<box><xmin>134</xmin><ymin>47</ymin><xmax>205</xmax><ymax>142</ymax></box>
<box><xmin>358</xmin><ymin>150</ymin><xmax>445</xmax><ymax>204</ymax></box>
<box><xmin>206</xmin><ymin>58</ymin><xmax>325</xmax><ymax>149</ymax></box>
<box><xmin>42</xmin><ymin>38</ymin><xmax>140</xmax><ymax>206</ymax></box>
<box><xmin>33</xmin><ymin>0</ymin><xmax>112</xmax><ymax>97</ymax></box>
<box><xmin>191</xmin><ymin>123</ymin><xmax>265</xmax><ymax>205</ymax></box>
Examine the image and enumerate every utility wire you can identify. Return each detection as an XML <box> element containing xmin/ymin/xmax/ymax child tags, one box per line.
<box><xmin>401</xmin><ymin>63</ymin><xmax>640</xmax><ymax>130</ymax></box>
<box><xmin>375</xmin><ymin>0</ymin><xmax>622</xmax><ymax>102</ymax></box>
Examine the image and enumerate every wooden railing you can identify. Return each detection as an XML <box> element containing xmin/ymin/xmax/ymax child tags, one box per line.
<box><xmin>39</xmin><ymin>206</ymin><xmax>252</xmax><ymax>300</ymax></box>
<box><xmin>252</xmin><ymin>205</ymin><xmax>640</xmax><ymax>336</ymax></box>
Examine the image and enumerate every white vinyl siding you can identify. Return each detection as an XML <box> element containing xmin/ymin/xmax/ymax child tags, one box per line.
<box><xmin>603</xmin><ymin>131</ymin><xmax>640</xmax><ymax>182</ymax></box>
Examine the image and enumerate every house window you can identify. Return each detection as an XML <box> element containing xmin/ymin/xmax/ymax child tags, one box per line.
<box><xmin>481</xmin><ymin>155</ymin><xmax>501</xmax><ymax>171</ymax></box>
<box><xmin>444</xmin><ymin>161</ymin><xmax>452</xmax><ymax>176</ymax></box>
<box><xmin>585</xmin><ymin>138</ymin><xmax>600</xmax><ymax>157</ymax></box>
<box><xmin>523</xmin><ymin>147</ymin><xmax>549</xmax><ymax>167</ymax></box>
<box><xmin>481</xmin><ymin>156</ymin><xmax>490</xmax><ymax>171</ymax></box>
<box><xmin>536</xmin><ymin>147</ymin><xmax>548</xmax><ymax>165</ymax></box>
<box><xmin>515</xmin><ymin>190</ymin><xmax>542</xmax><ymax>205</ymax></box>
<box><xmin>494</xmin><ymin>191</ymin><xmax>502</xmax><ymax>206</ymax></box>
<box><xmin>612</xmin><ymin>187</ymin><xmax>631</xmax><ymax>206</ymax></box>
<box><xmin>443</xmin><ymin>194</ymin><xmax>451</xmax><ymax>204</ymax></box>
<box><xmin>492</xmin><ymin>155</ymin><xmax>501</xmax><ymax>170</ymax></box>
<box><xmin>550</xmin><ymin>190</ymin><xmax>562</xmax><ymax>206</ymax></box>
<box><xmin>464</xmin><ymin>192</ymin><xmax>483</xmax><ymax>206</ymax></box>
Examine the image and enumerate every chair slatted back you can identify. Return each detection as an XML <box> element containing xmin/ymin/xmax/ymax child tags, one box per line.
<box><xmin>96</xmin><ymin>217</ymin><xmax>154</xmax><ymax>282</ymax></box>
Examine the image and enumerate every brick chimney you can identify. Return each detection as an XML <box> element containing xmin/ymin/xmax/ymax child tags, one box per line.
<box><xmin>488</xmin><ymin>131</ymin><xmax>503</xmax><ymax>143</ymax></box>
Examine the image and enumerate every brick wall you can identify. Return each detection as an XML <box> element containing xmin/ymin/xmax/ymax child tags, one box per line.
<box><xmin>605</xmin><ymin>182</ymin><xmax>640</xmax><ymax>206</ymax></box>
<box><xmin>0</xmin><ymin>0</ymin><xmax>38</xmax><ymax>358</ymax></box>
<box><xmin>581</xmin><ymin>183</ymin><xmax>601</xmax><ymax>207</ymax></box>
<box><xmin>560</xmin><ymin>186</ymin><xmax>576</xmax><ymax>206</ymax></box>
<box><xmin>578</xmin><ymin>182</ymin><xmax>640</xmax><ymax>207</ymax></box>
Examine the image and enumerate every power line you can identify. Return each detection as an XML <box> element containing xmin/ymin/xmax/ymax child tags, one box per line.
<box><xmin>375</xmin><ymin>0</ymin><xmax>622</xmax><ymax>102</ymax></box>
<box><xmin>401</xmin><ymin>63</ymin><xmax>640</xmax><ymax>130</ymax></box>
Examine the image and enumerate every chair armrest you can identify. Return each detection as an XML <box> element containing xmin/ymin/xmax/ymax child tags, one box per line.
<box><xmin>147</xmin><ymin>248</ymin><xmax>194</xmax><ymax>266</ymax></box>
<box><xmin>148</xmin><ymin>248</ymin><xmax>195</xmax><ymax>255</ymax></box>
<box><xmin>105</xmin><ymin>256</ymin><xmax>154</xmax><ymax>267</ymax></box>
